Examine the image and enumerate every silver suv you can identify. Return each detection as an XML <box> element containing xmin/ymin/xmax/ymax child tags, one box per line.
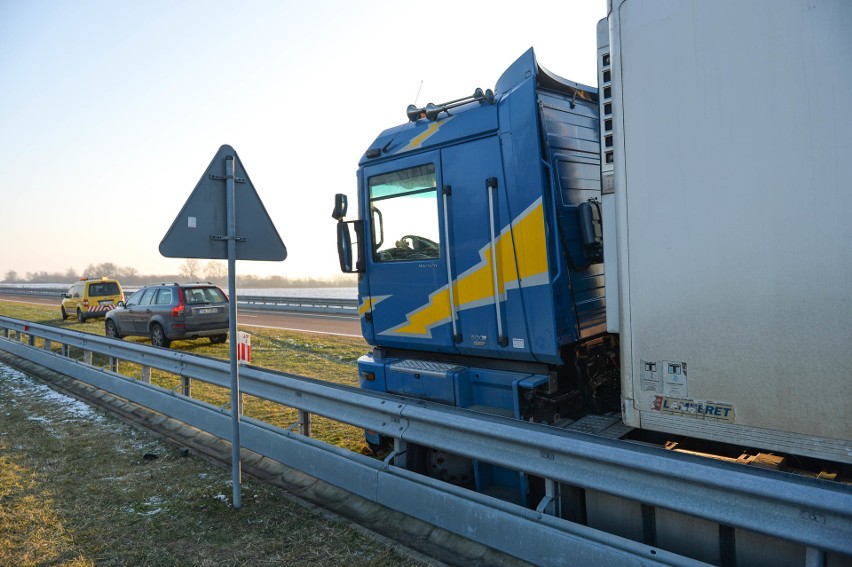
<box><xmin>105</xmin><ymin>282</ymin><xmax>229</xmax><ymax>347</ymax></box>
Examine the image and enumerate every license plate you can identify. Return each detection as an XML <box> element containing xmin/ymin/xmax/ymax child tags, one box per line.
<box><xmin>198</xmin><ymin>308</ymin><xmax>217</xmax><ymax>314</ymax></box>
<box><xmin>99</xmin><ymin>300</ymin><xmax>113</xmax><ymax>305</ymax></box>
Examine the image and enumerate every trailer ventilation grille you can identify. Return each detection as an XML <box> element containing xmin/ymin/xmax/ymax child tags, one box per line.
<box><xmin>598</xmin><ymin>48</ymin><xmax>615</xmax><ymax>194</ymax></box>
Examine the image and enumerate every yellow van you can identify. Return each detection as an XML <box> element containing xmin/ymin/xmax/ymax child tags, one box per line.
<box><xmin>61</xmin><ymin>277</ymin><xmax>124</xmax><ymax>322</ymax></box>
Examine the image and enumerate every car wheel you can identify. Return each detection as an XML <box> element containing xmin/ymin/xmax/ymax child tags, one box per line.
<box><xmin>150</xmin><ymin>323</ymin><xmax>171</xmax><ymax>348</ymax></box>
<box><xmin>61</xmin><ymin>306</ymin><xmax>68</xmax><ymax>320</ymax></box>
<box><xmin>105</xmin><ymin>319</ymin><xmax>122</xmax><ymax>339</ymax></box>
<box><xmin>210</xmin><ymin>334</ymin><xmax>227</xmax><ymax>344</ymax></box>
<box><xmin>76</xmin><ymin>308</ymin><xmax>85</xmax><ymax>323</ymax></box>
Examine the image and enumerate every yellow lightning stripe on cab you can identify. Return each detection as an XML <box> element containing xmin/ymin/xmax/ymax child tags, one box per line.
<box><xmin>384</xmin><ymin>198</ymin><xmax>547</xmax><ymax>337</ymax></box>
<box><xmin>399</xmin><ymin>118</ymin><xmax>453</xmax><ymax>152</ymax></box>
<box><xmin>359</xmin><ymin>295</ymin><xmax>390</xmax><ymax>317</ymax></box>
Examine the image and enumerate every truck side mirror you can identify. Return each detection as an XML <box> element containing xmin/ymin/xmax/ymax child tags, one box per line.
<box><xmin>578</xmin><ymin>200</ymin><xmax>604</xmax><ymax>264</ymax></box>
<box><xmin>337</xmin><ymin>222</ymin><xmax>353</xmax><ymax>272</ymax></box>
<box><xmin>332</xmin><ymin>193</ymin><xmax>348</xmax><ymax>220</ymax></box>
<box><xmin>336</xmin><ymin>220</ymin><xmax>364</xmax><ymax>273</ymax></box>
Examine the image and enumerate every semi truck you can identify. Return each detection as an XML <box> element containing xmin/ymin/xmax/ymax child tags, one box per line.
<box><xmin>333</xmin><ymin>0</ymin><xmax>851</xmax><ymax>505</ymax></box>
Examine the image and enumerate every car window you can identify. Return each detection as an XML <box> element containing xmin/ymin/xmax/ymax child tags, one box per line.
<box><xmin>124</xmin><ymin>289</ymin><xmax>144</xmax><ymax>306</ymax></box>
<box><xmin>139</xmin><ymin>288</ymin><xmax>158</xmax><ymax>306</ymax></box>
<box><xmin>184</xmin><ymin>289</ymin><xmax>203</xmax><ymax>304</ymax></box>
<box><xmin>70</xmin><ymin>284</ymin><xmax>82</xmax><ymax>298</ymax></box>
<box><xmin>89</xmin><ymin>281</ymin><xmax>120</xmax><ymax>297</ymax></box>
<box><xmin>203</xmin><ymin>288</ymin><xmax>227</xmax><ymax>304</ymax></box>
<box><xmin>155</xmin><ymin>288</ymin><xmax>174</xmax><ymax>305</ymax></box>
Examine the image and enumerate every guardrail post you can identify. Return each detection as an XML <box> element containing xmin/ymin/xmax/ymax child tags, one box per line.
<box><xmin>2</xmin><ymin>328</ymin><xmax>7</xmax><ymax>338</ymax></box>
<box><xmin>806</xmin><ymin>547</ymin><xmax>826</xmax><ymax>567</ymax></box>
<box><xmin>181</xmin><ymin>375</ymin><xmax>191</xmax><ymax>397</ymax></box>
<box><xmin>298</xmin><ymin>410</ymin><xmax>312</xmax><ymax>437</ymax></box>
<box><xmin>44</xmin><ymin>339</ymin><xmax>51</xmax><ymax>351</ymax></box>
<box><xmin>84</xmin><ymin>350</ymin><xmax>93</xmax><ymax>365</ymax></box>
<box><xmin>141</xmin><ymin>365</ymin><xmax>151</xmax><ymax>384</ymax></box>
<box><xmin>109</xmin><ymin>357</ymin><xmax>117</xmax><ymax>373</ymax></box>
<box><xmin>393</xmin><ymin>438</ymin><xmax>409</xmax><ymax>469</ymax></box>
<box><xmin>28</xmin><ymin>334</ymin><xmax>35</xmax><ymax>346</ymax></box>
<box><xmin>536</xmin><ymin>479</ymin><xmax>561</xmax><ymax>517</ymax></box>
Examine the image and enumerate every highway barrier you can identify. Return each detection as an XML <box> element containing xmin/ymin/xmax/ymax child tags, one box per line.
<box><xmin>0</xmin><ymin>316</ymin><xmax>850</xmax><ymax>565</ymax></box>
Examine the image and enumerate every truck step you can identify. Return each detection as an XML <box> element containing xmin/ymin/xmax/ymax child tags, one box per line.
<box><xmin>466</xmin><ymin>404</ymin><xmax>515</xmax><ymax>419</ymax></box>
<box><xmin>389</xmin><ymin>359</ymin><xmax>464</xmax><ymax>377</ymax></box>
<box><xmin>557</xmin><ymin>413</ymin><xmax>632</xmax><ymax>439</ymax></box>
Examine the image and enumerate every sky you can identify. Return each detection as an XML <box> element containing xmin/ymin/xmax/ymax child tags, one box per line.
<box><xmin>0</xmin><ymin>0</ymin><xmax>606</xmax><ymax>280</ymax></box>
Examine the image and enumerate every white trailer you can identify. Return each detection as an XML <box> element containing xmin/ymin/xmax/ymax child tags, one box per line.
<box><xmin>602</xmin><ymin>0</ymin><xmax>852</xmax><ymax>462</ymax></box>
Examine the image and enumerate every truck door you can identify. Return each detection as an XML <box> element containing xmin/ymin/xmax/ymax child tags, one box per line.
<box><xmin>361</xmin><ymin>151</ymin><xmax>458</xmax><ymax>354</ymax></box>
<box><xmin>440</xmin><ymin>136</ymin><xmax>534</xmax><ymax>360</ymax></box>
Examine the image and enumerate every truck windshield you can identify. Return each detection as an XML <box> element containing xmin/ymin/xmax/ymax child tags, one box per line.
<box><xmin>369</xmin><ymin>164</ymin><xmax>440</xmax><ymax>262</ymax></box>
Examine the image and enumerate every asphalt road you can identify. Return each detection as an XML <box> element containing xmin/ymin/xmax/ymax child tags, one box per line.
<box><xmin>0</xmin><ymin>294</ymin><xmax>363</xmax><ymax>338</ymax></box>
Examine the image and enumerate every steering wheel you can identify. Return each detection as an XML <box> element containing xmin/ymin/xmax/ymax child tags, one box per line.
<box><xmin>398</xmin><ymin>235</ymin><xmax>438</xmax><ymax>253</ymax></box>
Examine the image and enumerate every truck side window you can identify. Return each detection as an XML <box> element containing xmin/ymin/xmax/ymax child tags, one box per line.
<box><xmin>368</xmin><ymin>164</ymin><xmax>440</xmax><ymax>262</ymax></box>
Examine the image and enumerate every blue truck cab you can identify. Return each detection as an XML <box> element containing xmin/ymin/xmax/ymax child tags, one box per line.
<box><xmin>334</xmin><ymin>49</ymin><xmax>617</xmax><ymax>502</ymax></box>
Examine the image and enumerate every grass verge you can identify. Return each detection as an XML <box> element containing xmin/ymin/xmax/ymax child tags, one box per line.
<box><xmin>0</xmin><ymin>364</ymin><xmax>423</xmax><ymax>566</ymax></box>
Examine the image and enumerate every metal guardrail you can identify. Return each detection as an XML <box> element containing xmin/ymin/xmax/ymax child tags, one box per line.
<box><xmin>0</xmin><ymin>286</ymin><xmax>65</xmax><ymax>297</ymax></box>
<box><xmin>0</xmin><ymin>286</ymin><xmax>358</xmax><ymax>316</ymax></box>
<box><xmin>0</xmin><ymin>316</ymin><xmax>850</xmax><ymax>565</ymax></box>
<box><xmin>236</xmin><ymin>295</ymin><xmax>358</xmax><ymax>315</ymax></box>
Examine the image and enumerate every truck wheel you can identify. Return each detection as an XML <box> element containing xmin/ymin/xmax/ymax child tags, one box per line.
<box><xmin>105</xmin><ymin>320</ymin><xmax>122</xmax><ymax>339</ymax></box>
<box><xmin>150</xmin><ymin>324</ymin><xmax>171</xmax><ymax>348</ymax></box>
<box><xmin>76</xmin><ymin>308</ymin><xmax>85</xmax><ymax>323</ymax></box>
<box><xmin>210</xmin><ymin>334</ymin><xmax>227</xmax><ymax>344</ymax></box>
<box><xmin>61</xmin><ymin>306</ymin><xmax>68</xmax><ymax>320</ymax></box>
<box><xmin>426</xmin><ymin>449</ymin><xmax>475</xmax><ymax>486</ymax></box>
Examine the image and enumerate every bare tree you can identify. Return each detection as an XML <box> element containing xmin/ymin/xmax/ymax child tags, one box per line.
<box><xmin>3</xmin><ymin>270</ymin><xmax>18</xmax><ymax>282</ymax></box>
<box><xmin>179</xmin><ymin>259</ymin><xmax>202</xmax><ymax>281</ymax></box>
<box><xmin>204</xmin><ymin>261</ymin><xmax>227</xmax><ymax>281</ymax></box>
<box><xmin>96</xmin><ymin>262</ymin><xmax>118</xmax><ymax>277</ymax></box>
<box><xmin>117</xmin><ymin>266</ymin><xmax>138</xmax><ymax>279</ymax></box>
<box><xmin>64</xmin><ymin>267</ymin><xmax>79</xmax><ymax>280</ymax></box>
<box><xmin>82</xmin><ymin>263</ymin><xmax>117</xmax><ymax>278</ymax></box>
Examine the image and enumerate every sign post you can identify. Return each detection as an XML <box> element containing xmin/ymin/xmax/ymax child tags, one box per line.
<box><xmin>160</xmin><ymin>145</ymin><xmax>286</xmax><ymax>509</ymax></box>
<box><xmin>224</xmin><ymin>155</ymin><xmax>241</xmax><ymax>507</ymax></box>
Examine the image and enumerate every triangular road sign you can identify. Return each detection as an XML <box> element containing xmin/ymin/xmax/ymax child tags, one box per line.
<box><xmin>159</xmin><ymin>145</ymin><xmax>287</xmax><ymax>261</ymax></box>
